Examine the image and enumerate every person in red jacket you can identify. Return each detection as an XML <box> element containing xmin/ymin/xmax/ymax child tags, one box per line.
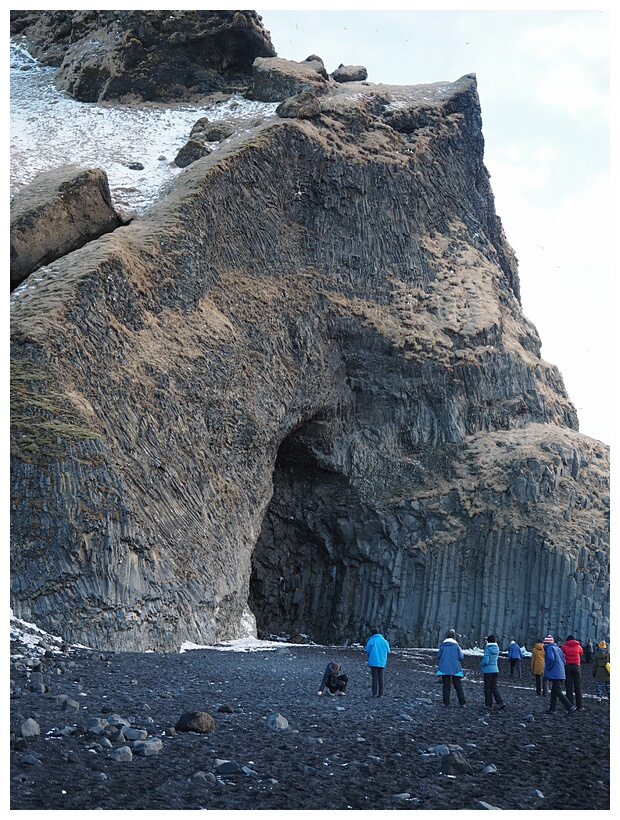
<box><xmin>561</xmin><ymin>634</ymin><xmax>584</xmax><ymax>710</ymax></box>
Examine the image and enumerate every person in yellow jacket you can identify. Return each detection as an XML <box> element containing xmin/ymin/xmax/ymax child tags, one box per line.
<box><xmin>530</xmin><ymin>638</ymin><xmax>548</xmax><ymax>696</ymax></box>
<box><xmin>593</xmin><ymin>640</ymin><xmax>610</xmax><ymax>699</ymax></box>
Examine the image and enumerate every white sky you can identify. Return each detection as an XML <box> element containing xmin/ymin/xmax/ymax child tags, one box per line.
<box><xmin>254</xmin><ymin>4</ymin><xmax>612</xmax><ymax>446</ymax></box>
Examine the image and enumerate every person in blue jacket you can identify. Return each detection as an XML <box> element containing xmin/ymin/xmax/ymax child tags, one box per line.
<box><xmin>508</xmin><ymin>640</ymin><xmax>523</xmax><ymax>678</ymax></box>
<box><xmin>480</xmin><ymin>634</ymin><xmax>506</xmax><ymax>711</ymax></box>
<box><xmin>365</xmin><ymin>627</ymin><xmax>390</xmax><ymax>697</ymax></box>
<box><xmin>543</xmin><ymin>635</ymin><xmax>577</xmax><ymax>715</ymax></box>
<box><xmin>437</xmin><ymin>629</ymin><xmax>467</xmax><ymax>707</ymax></box>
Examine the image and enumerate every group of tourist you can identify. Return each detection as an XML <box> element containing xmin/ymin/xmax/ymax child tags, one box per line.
<box><xmin>315</xmin><ymin>629</ymin><xmax>611</xmax><ymax>711</ymax></box>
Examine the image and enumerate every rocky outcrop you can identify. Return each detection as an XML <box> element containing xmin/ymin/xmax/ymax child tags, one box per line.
<box><xmin>10</xmin><ymin>165</ymin><xmax>123</xmax><ymax>292</ymax></box>
<box><xmin>9</xmin><ymin>10</ymin><xmax>276</xmax><ymax>102</ymax></box>
<box><xmin>9</xmin><ymin>74</ymin><xmax>609</xmax><ymax>652</ymax></box>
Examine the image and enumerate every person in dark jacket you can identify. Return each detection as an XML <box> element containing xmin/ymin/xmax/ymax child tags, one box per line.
<box><xmin>437</xmin><ymin>629</ymin><xmax>466</xmax><ymax>707</ymax></box>
<box><xmin>317</xmin><ymin>660</ymin><xmax>348</xmax><ymax>696</ymax></box>
<box><xmin>561</xmin><ymin>635</ymin><xmax>584</xmax><ymax>710</ymax></box>
<box><xmin>365</xmin><ymin>628</ymin><xmax>391</xmax><ymax>697</ymax></box>
<box><xmin>508</xmin><ymin>640</ymin><xmax>523</xmax><ymax>678</ymax></box>
<box><xmin>530</xmin><ymin>639</ymin><xmax>548</xmax><ymax>696</ymax></box>
<box><xmin>480</xmin><ymin>634</ymin><xmax>506</xmax><ymax>711</ymax></box>
<box><xmin>592</xmin><ymin>641</ymin><xmax>610</xmax><ymax>699</ymax></box>
<box><xmin>582</xmin><ymin>637</ymin><xmax>594</xmax><ymax>664</ymax></box>
<box><xmin>543</xmin><ymin>635</ymin><xmax>577</xmax><ymax>715</ymax></box>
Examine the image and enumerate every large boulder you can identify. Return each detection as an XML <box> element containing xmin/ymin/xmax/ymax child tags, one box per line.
<box><xmin>9</xmin><ymin>75</ymin><xmax>609</xmax><ymax>652</ymax></box>
<box><xmin>9</xmin><ymin>10</ymin><xmax>276</xmax><ymax>102</ymax></box>
<box><xmin>331</xmin><ymin>64</ymin><xmax>368</xmax><ymax>83</ymax></box>
<box><xmin>248</xmin><ymin>56</ymin><xmax>332</xmax><ymax>102</ymax></box>
<box><xmin>10</xmin><ymin>165</ymin><xmax>123</xmax><ymax>291</ymax></box>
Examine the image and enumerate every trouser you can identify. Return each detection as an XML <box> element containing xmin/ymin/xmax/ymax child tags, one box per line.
<box><xmin>483</xmin><ymin>673</ymin><xmax>504</xmax><ymax>708</ymax></box>
<box><xmin>510</xmin><ymin>658</ymin><xmax>522</xmax><ymax>677</ymax></box>
<box><xmin>595</xmin><ymin>680</ymin><xmax>610</xmax><ymax>697</ymax></box>
<box><xmin>535</xmin><ymin>673</ymin><xmax>548</xmax><ymax>695</ymax></box>
<box><xmin>442</xmin><ymin>674</ymin><xmax>466</xmax><ymax>706</ymax></box>
<box><xmin>549</xmin><ymin>678</ymin><xmax>573</xmax><ymax>712</ymax></box>
<box><xmin>370</xmin><ymin>666</ymin><xmax>384</xmax><ymax>696</ymax></box>
<box><xmin>327</xmin><ymin>674</ymin><xmax>348</xmax><ymax>694</ymax></box>
<box><xmin>564</xmin><ymin>664</ymin><xmax>583</xmax><ymax>708</ymax></box>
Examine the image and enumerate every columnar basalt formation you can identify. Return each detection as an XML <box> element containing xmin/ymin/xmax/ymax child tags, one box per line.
<box><xmin>10</xmin><ymin>74</ymin><xmax>610</xmax><ymax>651</ymax></box>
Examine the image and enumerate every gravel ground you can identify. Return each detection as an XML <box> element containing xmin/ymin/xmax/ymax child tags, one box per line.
<box><xmin>9</xmin><ymin>641</ymin><xmax>610</xmax><ymax>812</ymax></box>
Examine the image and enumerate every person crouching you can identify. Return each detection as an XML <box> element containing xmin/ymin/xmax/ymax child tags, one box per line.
<box><xmin>317</xmin><ymin>660</ymin><xmax>348</xmax><ymax>696</ymax></box>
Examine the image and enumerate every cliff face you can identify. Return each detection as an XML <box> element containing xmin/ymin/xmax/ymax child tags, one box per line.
<box><xmin>10</xmin><ymin>75</ymin><xmax>610</xmax><ymax>651</ymax></box>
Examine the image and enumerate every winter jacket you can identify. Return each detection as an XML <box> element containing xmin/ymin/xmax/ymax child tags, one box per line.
<box><xmin>437</xmin><ymin>637</ymin><xmax>464</xmax><ymax>676</ymax></box>
<box><xmin>480</xmin><ymin>641</ymin><xmax>500</xmax><ymax>674</ymax></box>
<box><xmin>530</xmin><ymin>642</ymin><xmax>545</xmax><ymax>676</ymax></box>
<box><xmin>561</xmin><ymin>639</ymin><xmax>584</xmax><ymax>665</ymax></box>
<box><xmin>319</xmin><ymin>662</ymin><xmax>343</xmax><ymax>693</ymax></box>
<box><xmin>544</xmin><ymin>642</ymin><xmax>566</xmax><ymax>680</ymax></box>
<box><xmin>508</xmin><ymin>641</ymin><xmax>523</xmax><ymax>659</ymax></box>
<box><xmin>365</xmin><ymin>633</ymin><xmax>390</xmax><ymax>668</ymax></box>
<box><xmin>593</xmin><ymin>649</ymin><xmax>610</xmax><ymax>682</ymax></box>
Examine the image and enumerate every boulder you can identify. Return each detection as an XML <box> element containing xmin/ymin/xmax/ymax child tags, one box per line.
<box><xmin>10</xmin><ymin>165</ymin><xmax>123</xmax><ymax>291</ymax></box>
<box><xmin>248</xmin><ymin>56</ymin><xmax>331</xmax><ymax>102</ymax></box>
<box><xmin>175</xmin><ymin>711</ymin><xmax>215</xmax><ymax>733</ymax></box>
<box><xmin>331</xmin><ymin>64</ymin><xmax>368</xmax><ymax>83</ymax></box>
<box><xmin>190</xmin><ymin>119</ymin><xmax>235</xmax><ymax>142</ymax></box>
<box><xmin>276</xmin><ymin>91</ymin><xmax>323</xmax><ymax>120</ymax></box>
<box><xmin>10</xmin><ymin>10</ymin><xmax>276</xmax><ymax>102</ymax></box>
<box><xmin>173</xmin><ymin>139</ymin><xmax>212</xmax><ymax>169</ymax></box>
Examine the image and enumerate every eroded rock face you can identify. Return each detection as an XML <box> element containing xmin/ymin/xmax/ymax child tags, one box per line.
<box><xmin>9</xmin><ymin>75</ymin><xmax>609</xmax><ymax>651</ymax></box>
<box><xmin>9</xmin><ymin>10</ymin><xmax>276</xmax><ymax>102</ymax></box>
<box><xmin>10</xmin><ymin>165</ymin><xmax>123</xmax><ymax>291</ymax></box>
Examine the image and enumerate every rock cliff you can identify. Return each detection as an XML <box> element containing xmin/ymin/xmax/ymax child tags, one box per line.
<box><xmin>10</xmin><ymin>70</ymin><xmax>609</xmax><ymax>651</ymax></box>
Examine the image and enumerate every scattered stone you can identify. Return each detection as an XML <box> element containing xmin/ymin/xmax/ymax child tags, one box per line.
<box><xmin>428</xmin><ymin>744</ymin><xmax>450</xmax><ymax>756</ymax></box>
<box><xmin>276</xmin><ymin>91</ymin><xmax>322</xmax><ymax>119</ymax></box>
<box><xmin>175</xmin><ymin>712</ymin><xmax>215</xmax><ymax>733</ymax></box>
<box><xmin>527</xmin><ymin>789</ymin><xmax>544</xmax><ymax>799</ymax></box>
<box><xmin>218</xmin><ymin>705</ymin><xmax>235</xmax><ymax>713</ymax></box>
<box><xmin>21</xmin><ymin>718</ymin><xmax>40</xmax><ymax>738</ymax></box>
<box><xmin>173</xmin><ymin>139</ymin><xmax>211</xmax><ymax>168</ymax></box>
<box><xmin>22</xmin><ymin>753</ymin><xmax>42</xmax><ymax>766</ymax></box>
<box><xmin>442</xmin><ymin>751</ymin><xmax>475</xmax><ymax>775</ymax></box>
<box><xmin>393</xmin><ymin>792</ymin><xmax>411</xmax><ymax>800</ymax></box>
<box><xmin>242</xmin><ymin>765</ymin><xmax>258</xmax><ymax>776</ymax></box>
<box><xmin>122</xmin><ymin>727</ymin><xmax>148</xmax><ymax>741</ymax></box>
<box><xmin>475</xmin><ymin>801</ymin><xmax>502</xmax><ymax>810</ymax></box>
<box><xmin>481</xmin><ymin>764</ymin><xmax>498</xmax><ymax>775</ymax></box>
<box><xmin>133</xmin><ymin>739</ymin><xmax>163</xmax><ymax>756</ymax></box>
<box><xmin>108</xmin><ymin>745</ymin><xmax>133</xmax><ymax>762</ymax></box>
<box><xmin>213</xmin><ymin>759</ymin><xmax>242</xmax><ymax>774</ymax></box>
<box><xmin>266</xmin><ymin>713</ymin><xmax>289</xmax><ymax>730</ymax></box>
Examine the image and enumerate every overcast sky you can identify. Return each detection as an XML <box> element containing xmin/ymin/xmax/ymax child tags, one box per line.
<box><xmin>257</xmin><ymin>4</ymin><xmax>611</xmax><ymax>446</ymax></box>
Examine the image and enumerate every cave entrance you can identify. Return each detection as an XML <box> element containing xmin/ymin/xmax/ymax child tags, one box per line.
<box><xmin>249</xmin><ymin>422</ymin><xmax>365</xmax><ymax>645</ymax></box>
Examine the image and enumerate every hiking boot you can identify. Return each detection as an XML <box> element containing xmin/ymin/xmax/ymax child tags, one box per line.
<box><xmin>567</xmin><ymin>706</ymin><xmax>577</xmax><ymax>715</ymax></box>
<box><xmin>497</xmin><ymin>703</ymin><xmax>507</xmax><ymax>711</ymax></box>
<box><xmin>337</xmin><ymin>691</ymin><xmax>346</xmax><ymax>696</ymax></box>
<box><xmin>325</xmin><ymin>689</ymin><xmax>335</xmax><ymax>696</ymax></box>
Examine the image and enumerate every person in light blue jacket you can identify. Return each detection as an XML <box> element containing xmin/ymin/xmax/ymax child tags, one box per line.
<box><xmin>437</xmin><ymin>629</ymin><xmax>466</xmax><ymax>706</ymax></box>
<box><xmin>365</xmin><ymin>628</ymin><xmax>390</xmax><ymax>697</ymax></box>
<box><xmin>480</xmin><ymin>634</ymin><xmax>506</xmax><ymax>711</ymax></box>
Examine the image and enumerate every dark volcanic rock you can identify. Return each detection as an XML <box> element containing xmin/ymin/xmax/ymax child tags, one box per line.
<box><xmin>9</xmin><ymin>75</ymin><xmax>609</xmax><ymax>652</ymax></box>
<box><xmin>9</xmin><ymin>10</ymin><xmax>276</xmax><ymax>102</ymax></box>
<box><xmin>175</xmin><ymin>711</ymin><xmax>215</xmax><ymax>733</ymax></box>
<box><xmin>10</xmin><ymin>165</ymin><xmax>123</xmax><ymax>291</ymax></box>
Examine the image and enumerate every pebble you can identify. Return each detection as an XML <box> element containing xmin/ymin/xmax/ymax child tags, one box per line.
<box><xmin>481</xmin><ymin>764</ymin><xmax>498</xmax><ymax>775</ymax></box>
<box><xmin>108</xmin><ymin>745</ymin><xmax>133</xmax><ymax>762</ymax></box>
<box><xmin>266</xmin><ymin>713</ymin><xmax>288</xmax><ymax>730</ymax></box>
<box><xmin>475</xmin><ymin>801</ymin><xmax>502</xmax><ymax>809</ymax></box>
<box><xmin>133</xmin><ymin>738</ymin><xmax>163</xmax><ymax>756</ymax></box>
<box><xmin>527</xmin><ymin>789</ymin><xmax>544</xmax><ymax>799</ymax></box>
<box><xmin>393</xmin><ymin>792</ymin><xmax>411</xmax><ymax>800</ymax></box>
<box><xmin>22</xmin><ymin>753</ymin><xmax>42</xmax><ymax>766</ymax></box>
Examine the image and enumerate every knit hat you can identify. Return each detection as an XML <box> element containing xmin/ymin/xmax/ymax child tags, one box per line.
<box><xmin>543</xmin><ymin>635</ymin><xmax>554</xmax><ymax>644</ymax></box>
<box><xmin>599</xmin><ymin>641</ymin><xmax>607</xmax><ymax>649</ymax></box>
<box><xmin>567</xmin><ymin>635</ymin><xmax>575</xmax><ymax>641</ymax></box>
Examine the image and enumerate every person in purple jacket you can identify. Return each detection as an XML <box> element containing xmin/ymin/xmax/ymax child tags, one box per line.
<box><xmin>543</xmin><ymin>635</ymin><xmax>577</xmax><ymax>715</ymax></box>
<box><xmin>437</xmin><ymin>629</ymin><xmax>467</xmax><ymax>707</ymax></box>
<box><xmin>365</xmin><ymin>627</ymin><xmax>391</xmax><ymax>697</ymax></box>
